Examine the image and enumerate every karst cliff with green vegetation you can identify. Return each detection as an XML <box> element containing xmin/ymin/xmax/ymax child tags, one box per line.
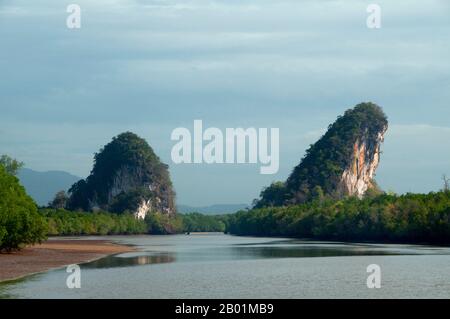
<box><xmin>255</xmin><ymin>102</ymin><xmax>388</xmax><ymax>208</ymax></box>
<box><xmin>67</xmin><ymin>132</ymin><xmax>176</xmax><ymax>218</ymax></box>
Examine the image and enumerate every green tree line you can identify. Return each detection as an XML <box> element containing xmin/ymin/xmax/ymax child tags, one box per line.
<box><xmin>182</xmin><ymin>213</ymin><xmax>226</xmax><ymax>233</ymax></box>
<box><xmin>42</xmin><ymin>209</ymin><xmax>148</xmax><ymax>235</ymax></box>
<box><xmin>41</xmin><ymin>209</ymin><xmax>225</xmax><ymax>236</ymax></box>
<box><xmin>225</xmin><ymin>191</ymin><xmax>450</xmax><ymax>244</ymax></box>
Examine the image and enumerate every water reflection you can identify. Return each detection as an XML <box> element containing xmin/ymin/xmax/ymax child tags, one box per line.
<box><xmin>227</xmin><ymin>246</ymin><xmax>416</xmax><ymax>258</ymax></box>
<box><xmin>82</xmin><ymin>253</ymin><xmax>176</xmax><ymax>269</ymax></box>
<box><xmin>83</xmin><ymin>240</ymin><xmax>423</xmax><ymax>269</ymax></box>
<box><xmin>79</xmin><ymin>237</ymin><xmax>438</xmax><ymax>270</ymax></box>
<box><xmin>169</xmin><ymin>245</ymin><xmax>417</xmax><ymax>263</ymax></box>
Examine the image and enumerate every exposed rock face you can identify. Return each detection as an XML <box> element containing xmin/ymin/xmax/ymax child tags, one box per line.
<box><xmin>255</xmin><ymin>102</ymin><xmax>388</xmax><ymax>208</ymax></box>
<box><xmin>135</xmin><ymin>199</ymin><xmax>152</xmax><ymax>220</ymax></box>
<box><xmin>67</xmin><ymin>132</ymin><xmax>176</xmax><ymax>218</ymax></box>
<box><xmin>338</xmin><ymin>130</ymin><xmax>386</xmax><ymax>198</ymax></box>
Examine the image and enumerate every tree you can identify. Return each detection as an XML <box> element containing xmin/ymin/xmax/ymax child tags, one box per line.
<box><xmin>0</xmin><ymin>154</ymin><xmax>24</xmax><ymax>176</ymax></box>
<box><xmin>49</xmin><ymin>190</ymin><xmax>69</xmax><ymax>209</ymax></box>
<box><xmin>443</xmin><ymin>174</ymin><xmax>450</xmax><ymax>193</ymax></box>
<box><xmin>66</xmin><ymin>179</ymin><xmax>90</xmax><ymax>211</ymax></box>
<box><xmin>0</xmin><ymin>164</ymin><xmax>47</xmax><ymax>252</ymax></box>
<box><xmin>254</xmin><ymin>181</ymin><xmax>287</xmax><ymax>208</ymax></box>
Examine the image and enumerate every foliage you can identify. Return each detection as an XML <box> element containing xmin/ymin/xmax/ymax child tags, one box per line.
<box><xmin>66</xmin><ymin>179</ymin><xmax>90</xmax><ymax>211</ymax></box>
<box><xmin>40</xmin><ymin>209</ymin><xmax>225</xmax><ymax>235</ymax></box>
<box><xmin>0</xmin><ymin>154</ymin><xmax>24</xmax><ymax>176</ymax></box>
<box><xmin>226</xmin><ymin>191</ymin><xmax>450</xmax><ymax>244</ymax></box>
<box><xmin>0</xmin><ymin>164</ymin><xmax>47</xmax><ymax>252</ymax></box>
<box><xmin>255</xmin><ymin>102</ymin><xmax>388</xmax><ymax>207</ymax></box>
<box><xmin>181</xmin><ymin>213</ymin><xmax>226</xmax><ymax>232</ymax></box>
<box><xmin>39</xmin><ymin>208</ymin><xmax>232</xmax><ymax>236</ymax></box>
<box><xmin>109</xmin><ymin>188</ymin><xmax>152</xmax><ymax>214</ymax></box>
<box><xmin>41</xmin><ymin>208</ymin><xmax>148</xmax><ymax>236</ymax></box>
<box><xmin>254</xmin><ymin>182</ymin><xmax>288</xmax><ymax>208</ymax></box>
<box><xmin>49</xmin><ymin>190</ymin><xmax>69</xmax><ymax>209</ymax></box>
<box><xmin>145</xmin><ymin>212</ymin><xmax>184</xmax><ymax>234</ymax></box>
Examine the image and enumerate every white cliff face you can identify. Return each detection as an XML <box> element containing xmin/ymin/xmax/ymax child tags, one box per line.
<box><xmin>135</xmin><ymin>199</ymin><xmax>151</xmax><ymax>219</ymax></box>
<box><xmin>339</xmin><ymin>128</ymin><xmax>387</xmax><ymax>198</ymax></box>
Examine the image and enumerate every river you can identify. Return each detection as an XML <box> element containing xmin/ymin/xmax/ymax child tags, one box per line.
<box><xmin>1</xmin><ymin>233</ymin><xmax>450</xmax><ymax>298</ymax></box>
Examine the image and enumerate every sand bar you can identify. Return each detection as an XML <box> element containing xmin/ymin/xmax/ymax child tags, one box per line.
<box><xmin>0</xmin><ymin>238</ymin><xmax>135</xmax><ymax>282</ymax></box>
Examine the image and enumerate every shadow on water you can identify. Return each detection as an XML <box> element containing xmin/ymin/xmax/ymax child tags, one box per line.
<box><xmin>227</xmin><ymin>246</ymin><xmax>418</xmax><ymax>259</ymax></box>
<box><xmin>81</xmin><ymin>252</ymin><xmax>176</xmax><ymax>269</ymax></box>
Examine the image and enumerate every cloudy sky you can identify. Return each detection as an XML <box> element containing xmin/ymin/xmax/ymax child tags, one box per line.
<box><xmin>1</xmin><ymin>0</ymin><xmax>449</xmax><ymax>206</ymax></box>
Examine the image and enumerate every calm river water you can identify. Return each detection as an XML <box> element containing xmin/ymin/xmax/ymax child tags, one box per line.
<box><xmin>1</xmin><ymin>234</ymin><xmax>450</xmax><ymax>298</ymax></box>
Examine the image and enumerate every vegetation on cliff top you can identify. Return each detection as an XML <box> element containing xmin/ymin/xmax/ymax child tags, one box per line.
<box><xmin>67</xmin><ymin>132</ymin><xmax>175</xmax><ymax>214</ymax></box>
<box><xmin>255</xmin><ymin>102</ymin><xmax>388</xmax><ymax>208</ymax></box>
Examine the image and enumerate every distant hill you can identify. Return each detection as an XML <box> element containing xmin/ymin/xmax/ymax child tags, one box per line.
<box><xmin>177</xmin><ymin>204</ymin><xmax>249</xmax><ymax>215</ymax></box>
<box><xmin>18</xmin><ymin>168</ymin><xmax>81</xmax><ymax>206</ymax></box>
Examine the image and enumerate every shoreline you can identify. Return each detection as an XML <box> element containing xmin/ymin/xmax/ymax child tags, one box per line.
<box><xmin>0</xmin><ymin>238</ymin><xmax>136</xmax><ymax>283</ymax></box>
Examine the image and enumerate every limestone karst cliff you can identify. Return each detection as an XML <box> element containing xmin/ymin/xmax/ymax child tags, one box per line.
<box><xmin>255</xmin><ymin>102</ymin><xmax>388</xmax><ymax>208</ymax></box>
<box><xmin>67</xmin><ymin>132</ymin><xmax>175</xmax><ymax>218</ymax></box>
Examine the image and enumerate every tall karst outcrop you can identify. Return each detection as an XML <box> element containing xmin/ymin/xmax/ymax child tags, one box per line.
<box><xmin>67</xmin><ymin>132</ymin><xmax>175</xmax><ymax>218</ymax></box>
<box><xmin>255</xmin><ymin>102</ymin><xmax>388</xmax><ymax>208</ymax></box>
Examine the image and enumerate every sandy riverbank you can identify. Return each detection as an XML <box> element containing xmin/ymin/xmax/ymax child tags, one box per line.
<box><xmin>0</xmin><ymin>238</ymin><xmax>135</xmax><ymax>282</ymax></box>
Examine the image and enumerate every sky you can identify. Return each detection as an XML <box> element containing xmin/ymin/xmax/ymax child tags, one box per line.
<box><xmin>1</xmin><ymin>0</ymin><xmax>449</xmax><ymax>206</ymax></box>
